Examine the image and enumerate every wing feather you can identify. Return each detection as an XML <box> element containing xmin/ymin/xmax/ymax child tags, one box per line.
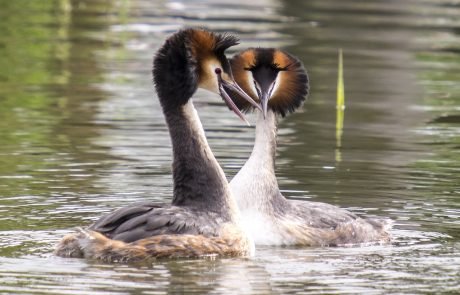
<box><xmin>88</xmin><ymin>201</ymin><xmax>221</xmax><ymax>243</ymax></box>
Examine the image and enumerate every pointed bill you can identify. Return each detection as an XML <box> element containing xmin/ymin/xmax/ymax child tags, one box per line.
<box><xmin>219</xmin><ymin>85</ymin><xmax>250</xmax><ymax>126</ymax></box>
<box><xmin>215</xmin><ymin>69</ymin><xmax>261</xmax><ymax>124</ymax></box>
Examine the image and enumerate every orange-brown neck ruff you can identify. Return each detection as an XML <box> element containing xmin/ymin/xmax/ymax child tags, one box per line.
<box><xmin>228</xmin><ymin>50</ymin><xmax>258</xmax><ymax>106</ymax></box>
<box><xmin>188</xmin><ymin>30</ymin><xmax>218</xmax><ymax>59</ymax></box>
<box><xmin>187</xmin><ymin>30</ymin><xmax>238</xmax><ymax>92</ymax></box>
<box><xmin>230</xmin><ymin>48</ymin><xmax>309</xmax><ymax>116</ymax></box>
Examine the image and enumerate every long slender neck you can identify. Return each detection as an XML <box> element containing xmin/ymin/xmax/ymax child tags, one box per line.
<box><xmin>163</xmin><ymin>100</ymin><xmax>238</xmax><ymax>221</ymax></box>
<box><xmin>230</xmin><ymin>110</ymin><xmax>286</xmax><ymax>211</ymax></box>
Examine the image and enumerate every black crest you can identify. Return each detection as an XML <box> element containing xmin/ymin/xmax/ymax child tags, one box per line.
<box><xmin>213</xmin><ymin>33</ymin><xmax>239</xmax><ymax>53</ymax></box>
<box><xmin>153</xmin><ymin>29</ymin><xmax>199</xmax><ymax>111</ymax></box>
<box><xmin>212</xmin><ymin>33</ymin><xmax>239</xmax><ymax>78</ymax></box>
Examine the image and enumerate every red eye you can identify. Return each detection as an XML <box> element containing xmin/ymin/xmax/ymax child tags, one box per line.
<box><xmin>215</xmin><ymin>68</ymin><xmax>222</xmax><ymax>74</ymax></box>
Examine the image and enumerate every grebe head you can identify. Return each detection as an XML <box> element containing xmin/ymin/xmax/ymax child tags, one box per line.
<box><xmin>153</xmin><ymin>28</ymin><xmax>259</xmax><ymax>121</ymax></box>
<box><xmin>230</xmin><ymin>48</ymin><xmax>309</xmax><ymax>117</ymax></box>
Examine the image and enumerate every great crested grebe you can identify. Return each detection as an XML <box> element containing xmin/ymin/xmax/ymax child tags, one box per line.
<box><xmin>229</xmin><ymin>48</ymin><xmax>391</xmax><ymax>246</ymax></box>
<box><xmin>54</xmin><ymin>29</ymin><xmax>259</xmax><ymax>262</ymax></box>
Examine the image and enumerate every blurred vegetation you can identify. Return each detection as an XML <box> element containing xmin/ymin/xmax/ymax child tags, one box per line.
<box><xmin>335</xmin><ymin>48</ymin><xmax>345</xmax><ymax>163</ymax></box>
<box><xmin>0</xmin><ymin>0</ymin><xmax>115</xmax><ymax>196</ymax></box>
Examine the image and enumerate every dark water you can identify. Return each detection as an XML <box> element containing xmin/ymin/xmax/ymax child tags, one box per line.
<box><xmin>0</xmin><ymin>0</ymin><xmax>459</xmax><ymax>293</ymax></box>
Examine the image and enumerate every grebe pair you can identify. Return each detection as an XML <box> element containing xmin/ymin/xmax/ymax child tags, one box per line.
<box><xmin>55</xmin><ymin>29</ymin><xmax>390</xmax><ymax>262</ymax></box>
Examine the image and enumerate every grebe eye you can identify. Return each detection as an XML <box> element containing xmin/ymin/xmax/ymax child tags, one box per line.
<box><xmin>215</xmin><ymin>68</ymin><xmax>222</xmax><ymax>75</ymax></box>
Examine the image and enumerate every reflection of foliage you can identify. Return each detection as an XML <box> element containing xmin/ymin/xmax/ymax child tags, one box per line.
<box><xmin>0</xmin><ymin>1</ymin><xmax>68</xmax><ymax>195</ymax></box>
<box><xmin>0</xmin><ymin>1</ymin><xmax>71</xmax><ymax>90</ymax></box>
<box><xmin>412</xmin><ymin>50</ymin><xmax>460</xmax><ymax>239</ymax></box>
<box><xmin>0</xmin><ymin>0</ymin><xmax>112</xmax><ymax>197</ymax></box>
<box><xmin>417</xmin><ymin>52</ymin><xmax>460</xmax><ymax>108</ymax></box>
<box><xmin>417</xmin><ymin>50</ymin><xmax>460</xmax><ymax>145</ymax></box>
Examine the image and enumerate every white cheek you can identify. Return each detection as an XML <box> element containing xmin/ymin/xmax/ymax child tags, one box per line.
<box><xmin>200</xmin><ymin>63</ymin><xmax>221</xmax><ymax>94</ymax></box>
<box><xmin>247</xmin><ymin>71</ymin><xmax>258</xmax><ymax>98</ymax></box>
<box><xmin>270</xmin><ymin>73</ymin><xmax>282</xmax><ymax>97</ymax></box>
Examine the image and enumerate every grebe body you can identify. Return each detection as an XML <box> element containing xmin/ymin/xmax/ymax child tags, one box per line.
<box><xmin>54</xmin><ymin>29</ymin><xmax>257</xmax><ymax>262</ymax></box>
<box><xmin>229</xmin><ymin>48</ymin><xmax>391</xmax><ymax>246</ymax></box>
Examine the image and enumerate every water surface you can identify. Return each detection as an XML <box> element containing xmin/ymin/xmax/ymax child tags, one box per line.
<box><xmin>0</xmin><ymin>0</ymin><xmax>459</xmax><ymax>293</ymax></box>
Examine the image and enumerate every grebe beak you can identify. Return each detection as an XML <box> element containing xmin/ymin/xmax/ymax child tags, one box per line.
<box><xmin>259</xmin><ymin>89</ymin><xmax>269</xmax><ymax>119</ymax></box>
<box><xmin>215</xmin><ymin>69</ymin><xmax>261</xmax><ymax>125</ymax></box>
